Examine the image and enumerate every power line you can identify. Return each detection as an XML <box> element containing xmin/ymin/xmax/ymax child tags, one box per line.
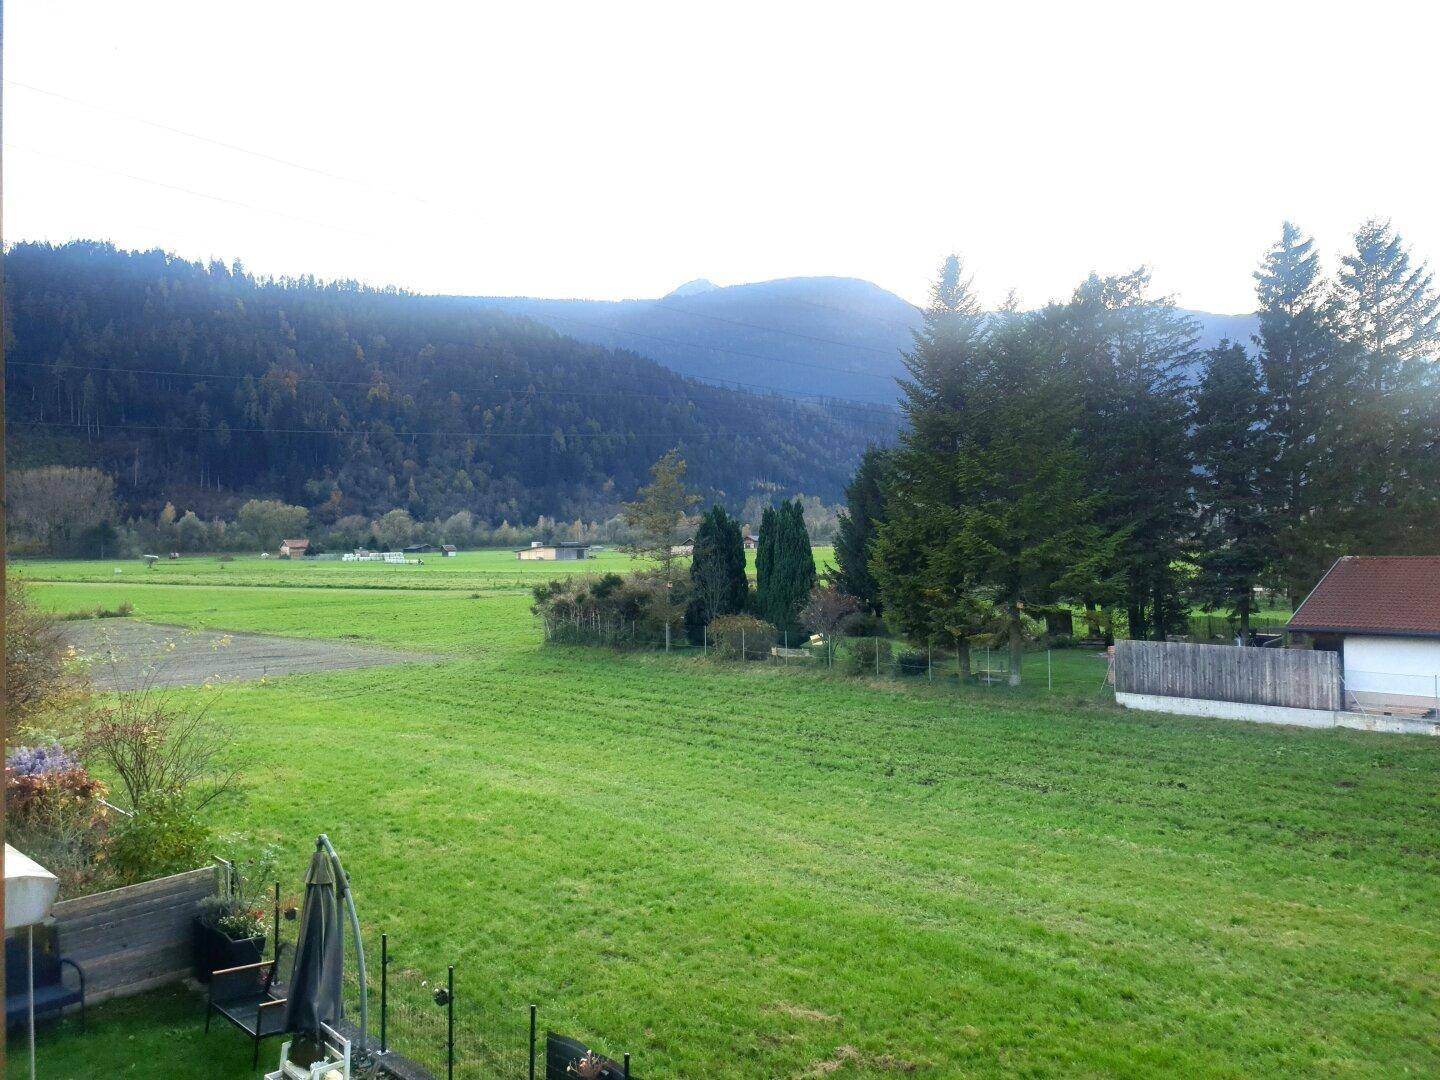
<box><xmin>5</xmin><ymin>143</ymin><xmax>376</xmax><ymax>238</ymax></box>
<box><xmin>6</xmin><ymin>79</ymin><xmax>473</xmax><ymax>219</ymax></box>
<box><xmin>13</xmin><ymin>417</ymin><xmax>896</xmax><ymax>442</ymax></box>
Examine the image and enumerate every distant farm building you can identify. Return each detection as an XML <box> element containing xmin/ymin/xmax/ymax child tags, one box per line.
<box><xmin>670</xmin><ymin>542</ymin><xmax>695</xmax><ymax>557</ymax></box>
<box><xmin>441</xmin><ymin>544</ymin><xmax>458</xmax><ymax>557</ymax></box>
<box><xmin>279</xmin><ymin>539</ymin><xmax>309</xmax><ymax>559</ymax></box>
<box><xmin>1288</xmin><ymin>556</ymin><xmax>1440</xmax><ymax>713</ymax></box>
<box><xmin>741</xmin><ymin>526</ymin><xmax>759</xmax><ymax>550</ymax></box>
<box><xmin>516</xmin><ymin>541</ymin><xmax>590</xmax><ymax>561</ymax></box>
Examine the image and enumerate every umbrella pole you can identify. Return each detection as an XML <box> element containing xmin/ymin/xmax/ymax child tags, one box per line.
<box><xmin>318</xmin><ymin>835</ymin><xmax>368</xmax><ymax>1052</ymax></box>
<box><xmin>29</xmin><ymin>924</ymin><xmax>37</xmax><ymax>1080</ymax></box>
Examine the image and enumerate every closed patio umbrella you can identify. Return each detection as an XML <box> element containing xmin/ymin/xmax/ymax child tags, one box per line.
<box><xmin>282</xmin><ymin>843</ymin><xmax>345</xmax><ymax>1041</ymax></box>
<box><xmin>5</xmin><ymin>844</ymin><xmax>60</xmax><ymax>1080</ymax></box>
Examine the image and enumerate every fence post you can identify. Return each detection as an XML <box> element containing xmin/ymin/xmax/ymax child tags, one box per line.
<box><xmin>875</xmin><ymin>636</ymin><xmax>881</xmax><ymax>677</ymax></box>
<box><xmin>380</xmin><ymin>933</ymin><xmax>388</xmax><ymax>1053</ymax></box>
<box><xmin>446</xmin><ymin>965</ymin><xmax>454</xmax><ymax>1080</ymax></box>
<box><xmin>273</xmin><ymin>882</ymin><xmax>280</xmax><ymax>959</ymax></box>
<box><xmin>665</xmin><ymin>621</ymin><xmax>671</xmax><ymax>652</ymax></box>
<box><xmin>624</xmin><ymin>1052</ymin><xmax>631</xmax><ymax>1079</ymax></box>
<box><xmin>1048</xmin><ymin>649</ymin><xmax>1052</xmax><ymax>692</ymax></box>
<box><xmin>927</xmin><ymin>645</ymin><xmax>932</xmax><ymax>682</ymax></box>
<box><xmin>529</xmin><ymin>1004</ymin><xmax>537</xmax><ymax>1080</ymax></box>
<box><xmin>784</xmin><ymin>631</ymin><xmax>788</xmax><ymax>664</ymax></box>
<box><xmin>702</xmin><ymin>624</ymin><xmax>707</xmax><ymax>657</ymax></box>
<box><xmin>741</xmin><ymin>627</ymin><xmax>745</xmax><ymax>660</ymax></box>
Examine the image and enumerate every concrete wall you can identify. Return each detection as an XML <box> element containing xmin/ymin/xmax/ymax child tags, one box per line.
<box><xmin>1343</xmin><ymin>635</ymin><xmax>1440</xmax><ymax>708</ymax></box>
<box><xmin>1117</xmin><ymin>692</ymin><xmax>1440</xmax><ymax>737</ymax></box>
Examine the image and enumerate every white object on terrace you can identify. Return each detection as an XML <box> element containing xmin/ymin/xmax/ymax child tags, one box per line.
<box><xmin>5</xmin><ymin>844</ymin><xmax>61</xmax><ymax>1080</ymax></box>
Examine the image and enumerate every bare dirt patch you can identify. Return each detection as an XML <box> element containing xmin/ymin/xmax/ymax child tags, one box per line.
<box><xmin>64</xmin><ymin>619</ymin><xmax>433</xmax><ymax>690</ymax></box>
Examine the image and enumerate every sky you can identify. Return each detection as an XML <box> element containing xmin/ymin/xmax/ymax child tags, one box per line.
<box><xmin>6</xmin><ymin>0</ymin><xmax>1439</xmax><ymax>313</ymax></box>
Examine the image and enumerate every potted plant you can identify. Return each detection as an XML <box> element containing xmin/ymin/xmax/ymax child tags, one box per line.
<box><xmin>193</xmin><ymin>893</ymin><xmax>267</xmax><ymax>980</ymax></box>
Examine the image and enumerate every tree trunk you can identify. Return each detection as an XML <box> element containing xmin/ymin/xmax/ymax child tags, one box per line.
<box><xmin>955</xmin><ymin>638</ymin><xmax>971</xmax><ymax>680</ymax></box>
<box><xmin>1007</xmin><ymin>614</ymin><xmax>1023</xmax><ymax>687</ymax></box>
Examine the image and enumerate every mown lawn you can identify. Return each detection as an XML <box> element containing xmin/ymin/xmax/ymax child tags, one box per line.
<box><xmin>9</xmin><ymin>561</ymin><xmax>1440</xmax><ymax>1079</ymax></box>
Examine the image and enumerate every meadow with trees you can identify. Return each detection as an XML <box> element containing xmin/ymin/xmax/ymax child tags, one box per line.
<box><xmin>535</xmin><ymin>220</ymin><xmax>1439</xmax><ymax>687</ymax></box>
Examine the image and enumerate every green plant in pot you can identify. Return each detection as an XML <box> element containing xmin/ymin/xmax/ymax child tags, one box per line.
<box><xmin>192</xmin><ymin>845</ymin><xmax>279</xmax><ymax>981</ymax></box>
<box><xmin>193</xmin><ymin>892</ymin><xmax>267</xmax><ymax>981</ymax></box>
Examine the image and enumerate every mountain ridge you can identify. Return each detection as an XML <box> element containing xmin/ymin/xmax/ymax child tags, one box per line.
<box><xmin>476</xmin><ymin>277</ymin><xmax>1260</xmax><ymax>404</ymax></box>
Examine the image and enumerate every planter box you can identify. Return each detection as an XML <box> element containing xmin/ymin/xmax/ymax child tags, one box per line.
<box><xmin>193</xmin><ymin>918</ymin><xmax>265</xmax><ymax>982</ymax></box>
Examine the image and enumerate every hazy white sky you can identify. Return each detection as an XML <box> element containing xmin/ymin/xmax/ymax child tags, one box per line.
<box><xmin>6</xmin><ymin>1</ymin><xmax>1438</xmax><ymax>312</ymax></box>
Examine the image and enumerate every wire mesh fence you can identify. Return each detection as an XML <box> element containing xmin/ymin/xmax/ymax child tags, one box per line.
<box><xmin>543</xmin><ymin>618</ymin><xmax>1120</xmax><ymax>699</ymax></box>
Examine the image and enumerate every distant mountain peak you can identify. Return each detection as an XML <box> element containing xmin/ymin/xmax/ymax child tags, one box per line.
<box><xmin>665</xmin><ymin>278</ymin><xmax>719</xmax><ymax>299</ymax></box>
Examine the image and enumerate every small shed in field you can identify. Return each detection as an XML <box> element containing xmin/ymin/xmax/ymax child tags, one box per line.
<box><xmin>1288</xmin><ymin>556</ymin><xmax>1440</xmax><ymax>713</ymax></box>
<box><xmin>279</xmin><ymin>539</ymin><xmax>309</xmax><ymax>559</ymax></box>
<box><xmin>441</xmin><ymin>544</ymin><xmax>458</xmax><ymax>557</ymax></box>
<box><xmin>516</xmin><ymin>541</ymin><xmax>590</xmax><ymax>561</ymax></box>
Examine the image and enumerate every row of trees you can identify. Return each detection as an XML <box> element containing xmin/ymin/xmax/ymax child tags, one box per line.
<box><xmin>618</xmin><ymin>451</ymin><xmax>818</xmax><ymax>638</ymax></box>
<box><xmin>834</xmin><ymin>220</ymin><xmax>1440</xmax><ymax>683</ymax></box>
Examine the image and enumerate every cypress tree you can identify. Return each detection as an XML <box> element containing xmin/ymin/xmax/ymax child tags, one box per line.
<box><xmin>1191</xmin><ymin>340</ymin><xmax>1273</xmax><ymax>637</ymax></box>
<box><xmin>833</xmin><ymin>446</ymin><xmax>889</xmax><ymax>615</ymax></box>
<box><xmin>756</xmin><ymin>499</ymin><xmax>815</xmax><ymax>636</ymax></box>
<box><xmin>689</xmin><ymin>504</ymin><xmax>747</xmax><ymax>626</ymax></box>
<box><xmin>755</xmin><ymin>504</ymin><xmax>778</xmax><ymax>618</ymax></box>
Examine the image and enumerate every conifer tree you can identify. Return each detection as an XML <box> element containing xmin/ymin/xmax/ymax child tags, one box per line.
<box><xmin>757</xmin><ymin>500</ymin><xmax>816</xmax><ymax>636</ymax></box>
<box><xmin>1322</xmin><ymin>220</ymin><xmax>1440</xmax><ymax>564</ymax></box>
<box><xmin>875</xmin><ymin>266</ymin><xmax>1104</xmax><ymax>684</ymax></box>
<box><xmin>689</xmin><ymin>504</ymin><xmax>748</xmax><ymax>625</ymax></box>
<box><xmin>1191</xmin><ymin>340</ymin><xmax>1273</xmax><ymax>636</ymax></box>
<box><xmin>1043</xmin><ymin>270</ymin><xmax>1198</xmax><ymax>639</ymax></box>
<box><xmin>1251</xmin><ymin>222</ymin><xmax>1337</xmax><ymax>603</ymax></box>
<box><xmin>833</xmin><ymin>446</ymin><xmax>890</xmax><ymax>615</ymax></box>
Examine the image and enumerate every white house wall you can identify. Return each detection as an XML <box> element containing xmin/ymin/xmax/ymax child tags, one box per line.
<box><xmin>1343</xmin><ymin>636</ymin><xmax>1440</xmax><ymax>708</ymax></box>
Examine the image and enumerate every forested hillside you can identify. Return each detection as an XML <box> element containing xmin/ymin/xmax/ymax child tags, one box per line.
<box><xmin>5</xmin><ymin>243</ymin><xmax>896</xmax><ymax>524</ymax></box>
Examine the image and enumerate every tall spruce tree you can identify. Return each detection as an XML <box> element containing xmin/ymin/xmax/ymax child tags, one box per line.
<box><xmin>1044</xmin><ymin>269</ymin><xmax>1198</xmax><ymax>640</ymax></box>
<box><xmin>1191</xmin><ymin>340</ymin><xmax>1273</xmax><ymax>636</ymax></box>
<box><xmin>874</xmin><ymin>267</ymin><xmax>1103</xmax><ymax>685</ymax></box>
<box><xmin>689</xmin><ymin>504</ymin><xmax>748</xmax><ymax>626</ymax></box>
<box><xmin>1315</xmin><ymin>220</ymin><xmax>1440</xmax><ymax>566</ymax></box>
<box><xmin>1252</xmin><ymin>222</ymin><xmax>1338</xmax><ymax>603</ymax></box>
<box><xmin>833</xmin><ymin>446</ymin><xmax>890</xmax><ymax>615</ymax></box>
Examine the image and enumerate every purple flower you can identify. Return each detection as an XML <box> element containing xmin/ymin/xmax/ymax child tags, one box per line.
<box><xmin>6</xmin><ymin>744</ymin><xmax>79</xmax><ymax>777</ymax></box>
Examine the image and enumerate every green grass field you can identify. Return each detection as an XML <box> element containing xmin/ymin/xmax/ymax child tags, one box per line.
<box><xmin>9</xmin><ymin>553</ymin><xmax>1440</xmax><ymax>1078</ymax></box>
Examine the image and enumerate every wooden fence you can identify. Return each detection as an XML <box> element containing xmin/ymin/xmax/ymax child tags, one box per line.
<box><xmin>52</xmin><ymin>866</ymin><xmax>215</xmax><ymax>1004</ymax></box>
<box><xmin>1114</xmin><ymin>640</ymin><xmax>1343</xmax><ymax>711</ymax></box>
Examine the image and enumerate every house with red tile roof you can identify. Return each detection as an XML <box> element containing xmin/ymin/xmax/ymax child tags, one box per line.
<box><xmin>1288</xmin><ymin>556</ymin><xmax>1440</xmax><ymax>714</ymax></box>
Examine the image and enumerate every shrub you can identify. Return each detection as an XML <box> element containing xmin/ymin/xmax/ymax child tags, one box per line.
<box><xmin>896</xmin><ymin>650</ymin><xmax>929</xmax><ymax>677</ymax></box>
<box><xmin>533</xmin><ymin>571</ymin><xmax>686</xmax><ymax>646</ymax></box>
<box><xmin>5</xmin><ymin>745</ymin><xmax>112</xmax><ymax>893</ymax></box>
<box><xmin>106</xmin><ymin>795</ymin><xmax>211</xmax><ymax>883</ymax></box>
<box><xmin>6</xmin><ymin>577</ymin><xmax>85</xmax><ymax>734</ymax></box>
<box><xmin>708</xmin><ymin>614</ymin><xmax>776</xmax><ymax>660</ymax></box>
<box><xmin>82</xmin><ymin>684</ymin><xmax>238</xmax><ymax>813</ymax></box>
<box><xmin>844</xmin><ymin>637</ymin><xmax>893</xmax><ymax>676</ymax></box>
